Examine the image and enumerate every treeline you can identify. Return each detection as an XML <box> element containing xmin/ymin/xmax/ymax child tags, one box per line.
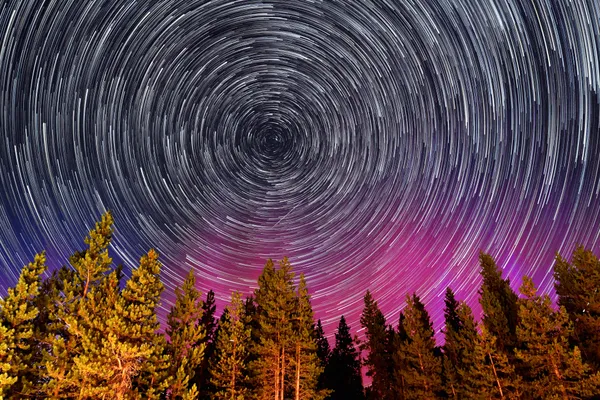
<box><xmin>1</xmin><ymin>213</ymin><xmax>600</xmax><ymax>399</ymax></box>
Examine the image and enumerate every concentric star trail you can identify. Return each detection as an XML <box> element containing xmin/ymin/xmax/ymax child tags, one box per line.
<box><xmin>1</xmin><ymin>0</ymin><xmax>599</xmax><ymax>336</ymax></box>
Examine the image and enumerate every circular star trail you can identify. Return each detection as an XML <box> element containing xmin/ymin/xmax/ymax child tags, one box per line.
<box><xmin>1</xmin><ymin>0</ymin><xmax>599</xmax><ymax>335</ymax></box>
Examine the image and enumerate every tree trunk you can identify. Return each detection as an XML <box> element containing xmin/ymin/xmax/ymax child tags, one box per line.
<box><xmin>550</xmin><ymin>356</ymin><xmax>568</xmax><ymax>400</ymax></box>
<box><xmin>488</xmin><ymin>351</ymin><xmax>504</xmax><ymax>399</ymax></box>
<box><xmin>231</xmin><ymin>341</ymin><xmax>237</xmax><ymax>400</ymax></box>
<box><xmin>295</xmin><ymin>343</ymin><xmax>301</xmax><ymax>400</ymax></box>
<box><xmin>280</xmin><ymin>346</ymin><xmax>286</xmax><ymax>400</ymax></box>
<box><xmin>275</xmin><ymin>346</ymin><xmax>281</xmax><ymax>400</ymax></box>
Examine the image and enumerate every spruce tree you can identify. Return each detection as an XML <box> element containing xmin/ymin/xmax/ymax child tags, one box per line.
<box><xmin>360</xmin><ymin>290</ymin><xmax>391</xmax><ymax>400</ymax></box>
<box><xmin>478</xmin><ymin>252</ymin><xmax>519</xmax><ymax>354</ymax></box>
<box><xmin>391</xmin><ymin>312</ymin><xmax>409</xmax><ymax>400</ymax></box>
<box><xmin>0</xmin><ymin>252</ymin><xmax>46</xmax><ymax>398</ymax></box>
<box><xmin>398</xmin><ymin>294</ymin><xmax>441</xmax><ymax>400</ymax></box>
<box><xmin>449</xmin><ymin>302</ymin><xmax>496</xmax><ymax>398</ymax></box>
<box><xmin>442</xmin><ymin>288</ymin><xmax>461</xmax><ymax>398</ymax></box>
<box><xmin>515</xmin><ymin>276</ymin><xmax>600</xmax><ymax>399</ymax></box>
<box><xmin>198</xmin><ymin>289</ymin><xmax>218</xmax><ymax>399</ymax></box>
<box><xmin>325</xmin><ymin>316</ymin><xmax>364</xmax><ymax>400</ymax></box>
<box><xmin>315</xmin><ymin>319</ymin><xmax>330</xmax><ymax>369</ymax></box>
<box><xmin>554</xmin><ymin>246</ymin><xmax>600</xmax><ymax>368</ymax></box>
<box><xmin>167</xmin><ymin>270</ymin><xmax>206</xmax><ymax>399</ymax></box>
<box><xmin>210</xmin><ymin>291</ymin><xmax>250</xmax><ymax>400</ymax></box>
<box><xmin>250</xmin><ymin>258</ymin><xmax>297</xmax><ymax>400</ymax></box>
<box><xmin>292</xmin><ymin>274</ymin><xmax>327</xmax><ymax>400</ymax></box>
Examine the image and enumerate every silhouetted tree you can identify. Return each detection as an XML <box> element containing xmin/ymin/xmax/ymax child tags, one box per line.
<box><xmin>325</xmin><ymin>316</ymin><xmax>364</xmax><ymax>400</ymax></box>
<box><xmin>360</xmin><ymin>290</ymin><xmax>392</xmax><ymax>400</ymax></box>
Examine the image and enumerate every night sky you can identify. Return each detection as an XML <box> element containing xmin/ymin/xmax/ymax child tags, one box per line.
<box><xmin>1</xmin><ymin>0</ymin><xmax>599</xmax><ymax>338</ymax></box>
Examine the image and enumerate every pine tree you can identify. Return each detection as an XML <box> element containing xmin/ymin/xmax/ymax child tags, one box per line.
<box><xmin>398</xmin><ymin>294</ymin><xmax>441</xmax><ymax>400</ymax></box>
<box><xmin>314</xmin><ymin>319</ymin><xmax>330</xmax><ymax>395</ymax></box>
<box><xmin>210</xmin><ymin>291</ymin><xmax>250</xmax><ymax>400</ymax></box>
<box><xmin>360</xmin><ymin>290</ymin><xmax>392</xmax><ymax>400</ymax></box>
<box><xmin>41</xmin><ymin>211</ymin><xmax>116</xmax><ymax>398</ymax></box>
<box><xmin>68</xmin><ymin>249</ymin><xmax>171</xmax><ymax>399</ymax></box>
<box><xmin>554</xmin><ymin>246</ymin><xmax>600</xmax><ymax>368</ymax></box>
<box><xmin>391</xmin><ymin>312</ymin><xmax>409</xmax><ymax>400</ymax></box>
<box><xmin>478</xmin><ymin>252</ymin><xmax>519</xmax><ymax>354</ymax></box>
<box><xmin>250</xmin><ymin>258</ymin><xmax>297</xmax><ymax>400</ymax></box>
<box><xmin>449</xmin><ymin>302</ymin><xmax>496</xmax><ymax>398</ymax></box>
<box><xmin>167</xmin><ymin>270</ymin><xmax>206</xmax><ymax>399</ymax></box>
<box><xmin>315</xmin><ymin>319</ymin><xmax>330</xmax><ymax>368</ymax></box>
<box><xmin>515</xmin><ymin>276</ymin><xmax>600</xmax><ymax>399</ymax></box>
<box><xmin>325</xmin><ymin>316</ymin><xmax>364</xmax><ymax>400</ymax></box>
<box><xmin>292</xmin><ymin>274</ymin><xmax>327</xmax><ymax>400</ymax></box>
<box><xmin>442</xmin><ymin>288</ymin><xmax>461</xmax><ymax>398</ymax></box>
<box><xmin>198</xmin><ymin>290</ymin><xmax>218</xmax><ymax>399</ymax></box>
<box><xmin>0</xmin><ymin>252</ymin><xmax>47</xmax><ymax>398</ymax></box>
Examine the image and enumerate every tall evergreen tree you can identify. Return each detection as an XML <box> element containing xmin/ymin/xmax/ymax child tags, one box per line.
<box><xmin>198</xmin><ymin>289</ymin><xmax>219</xmax><ymax>399</ymax></box>
<box><xmin>398</xmin><ymin>294</ymin><xmax>441</xmax><ymax>400</ymax></box>
<box><xmin>360</xmin><ymin>290</ymin><xmax>391</xmax><ymax>400</ymax></box>
<box><xmin>554</xmin><ymin>246</ymin><xmax>600</xmax><ymax>368</ymax></box>
<box><xmin>292</xmin><ymin>274</ymin><xmax>327</xmax><ymax>400</ymax></box>
<box><xmin>41</xmin><ymin>211</ymin><xmax>116</xmax><ymax>398</ymax></box>
<box><xmin>167</xmin><ymin>270</ymin><xmax>206</xmax><ymax>399</ymax></box>
<box><xmin>442</xmin><ymin>288</ymin><xmax>461</xmax><ymax>398</ymax></box>
<box><xmin>67</xmin><ymin>249</ymin><xmax>171</xmax><ymax>399</ymax></box>
<box><xmin>515</xmin><ymin>276</ymin><xmax>600</xmax><ymax>399</ymax></box>
<box><xmin>391</xmin><ymin>312</ymin><xmax>409</xmax><ymax>400</ymax></box>
<box><xmin>210</xmin><ymin>291</ymin><xmax>250</xmax><ymax>400</ymax></box>
<box><xmin>314</xmin><ymin>319</ymin><xmax>330</xmax><ymax>395</ymax></box>
<box><xmin>325</xmin><ymin>316</ymin><xmax>364</xmax><ymax>400</ymax></box>
<box><xmin>315</xmin><ymin>319</ymin><xmax>330</xmax><ymax>368</ymax></box>
<box><xmin>0</xmin><ymin>252</ymin><xmax>46</xmax><ymax>398</ymax></box>
<box><xmin>250</xmin><ymin>258</ymin><xmax>297</xmax><ymax>400</ymax></box>
<box><xmin>446</xmin><ymin>302</ymin><xmax>497</xmax><ymax>398</ymax></box>
<box><xmin>478</xmin><ymin>252</ymin><xmax>519</xmax><ymax>354</ymax></box>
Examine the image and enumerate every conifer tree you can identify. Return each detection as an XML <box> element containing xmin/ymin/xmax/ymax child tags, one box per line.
<box><xmin>41</xmin><ymin>212</ymin><xmax>116</xmax><ymax>398</ymax></box>
<box><xmin>360</xmin><ymin>290</ymin><xmax>392</xmax><ymax>400</ymax></box>
<box><xmin>291</xmin><ymin>274</ymin><xmax>327</xmax><ymax>400</ymax></box>
<box><xmin>210</xmin><ymin>291</ymin><xmax>250</xmax><ymax>400</ymax></box>
<box><xmin>198</xmin><ymin>289</ymin><xmax>219</xmax><ymax>399</ymax></box>
<box><xmin>442</xmin><ymin>288</ymin><xmax>461</xmax><ymax>398</ymax></box>
<box><xmin>167</xmin><ymin>270</ymin><xmax>206</xmax><ymax>399</ymax></box>
<box><xmin>325</xmin><ymin>315</ymin><xmax>364</xmax><ymax>400</ymax></box>
<box><xmin>447</xmin><ymin>302</ymin><xmax>497</xmax><ymax>398</ymax></box>
<box><xmin>67</xmin><ymin>249</ymin><xmax>171</xmax><ymax>399</ymax></box>
<box><xmin>554</xmin><ymin>246</ymin><xmax>600</xmax><ymax>368</ymax></box>
<box><xmin>314</xmin><ymin>319</ymin><xmax>330</xmax><ymax>395</ymax></box>
<box><xmin>315</xmin><ymin>319</ymin><xmax>330</xmax><ymax>369</ymax></box>
<box><xmin>391</xmin><ymin>312</ymin><xmax>409</xmax><ymax>400</ymax></box>
<box><xmin>398</xmin><ymin>294</ymin><xmax>441</xmax><ymax>400</ymax></box>
<box><xmin>0</xmin><ymin>252</ymin><xmax>46</xmax><ymax>398</ymax></box>
<box><xmin>515</xmin><ymin>276</ymin><xmax>600</xmax><ymax>399</ymax></box>
<box><xmin>478</xmin><ymin>252</ymin><xmax>519</xmax><ymax>354</ymax></box>
<box><xmin>251</xmin><ymin>258</ymin><xmax>297</xmax><ymax>400</ymax></box>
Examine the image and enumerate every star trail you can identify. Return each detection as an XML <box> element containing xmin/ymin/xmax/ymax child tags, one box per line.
<box><xmin>1</xmin><ymin>0</ymin><xmax>600</xmax><ymax>336</ymax></box>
